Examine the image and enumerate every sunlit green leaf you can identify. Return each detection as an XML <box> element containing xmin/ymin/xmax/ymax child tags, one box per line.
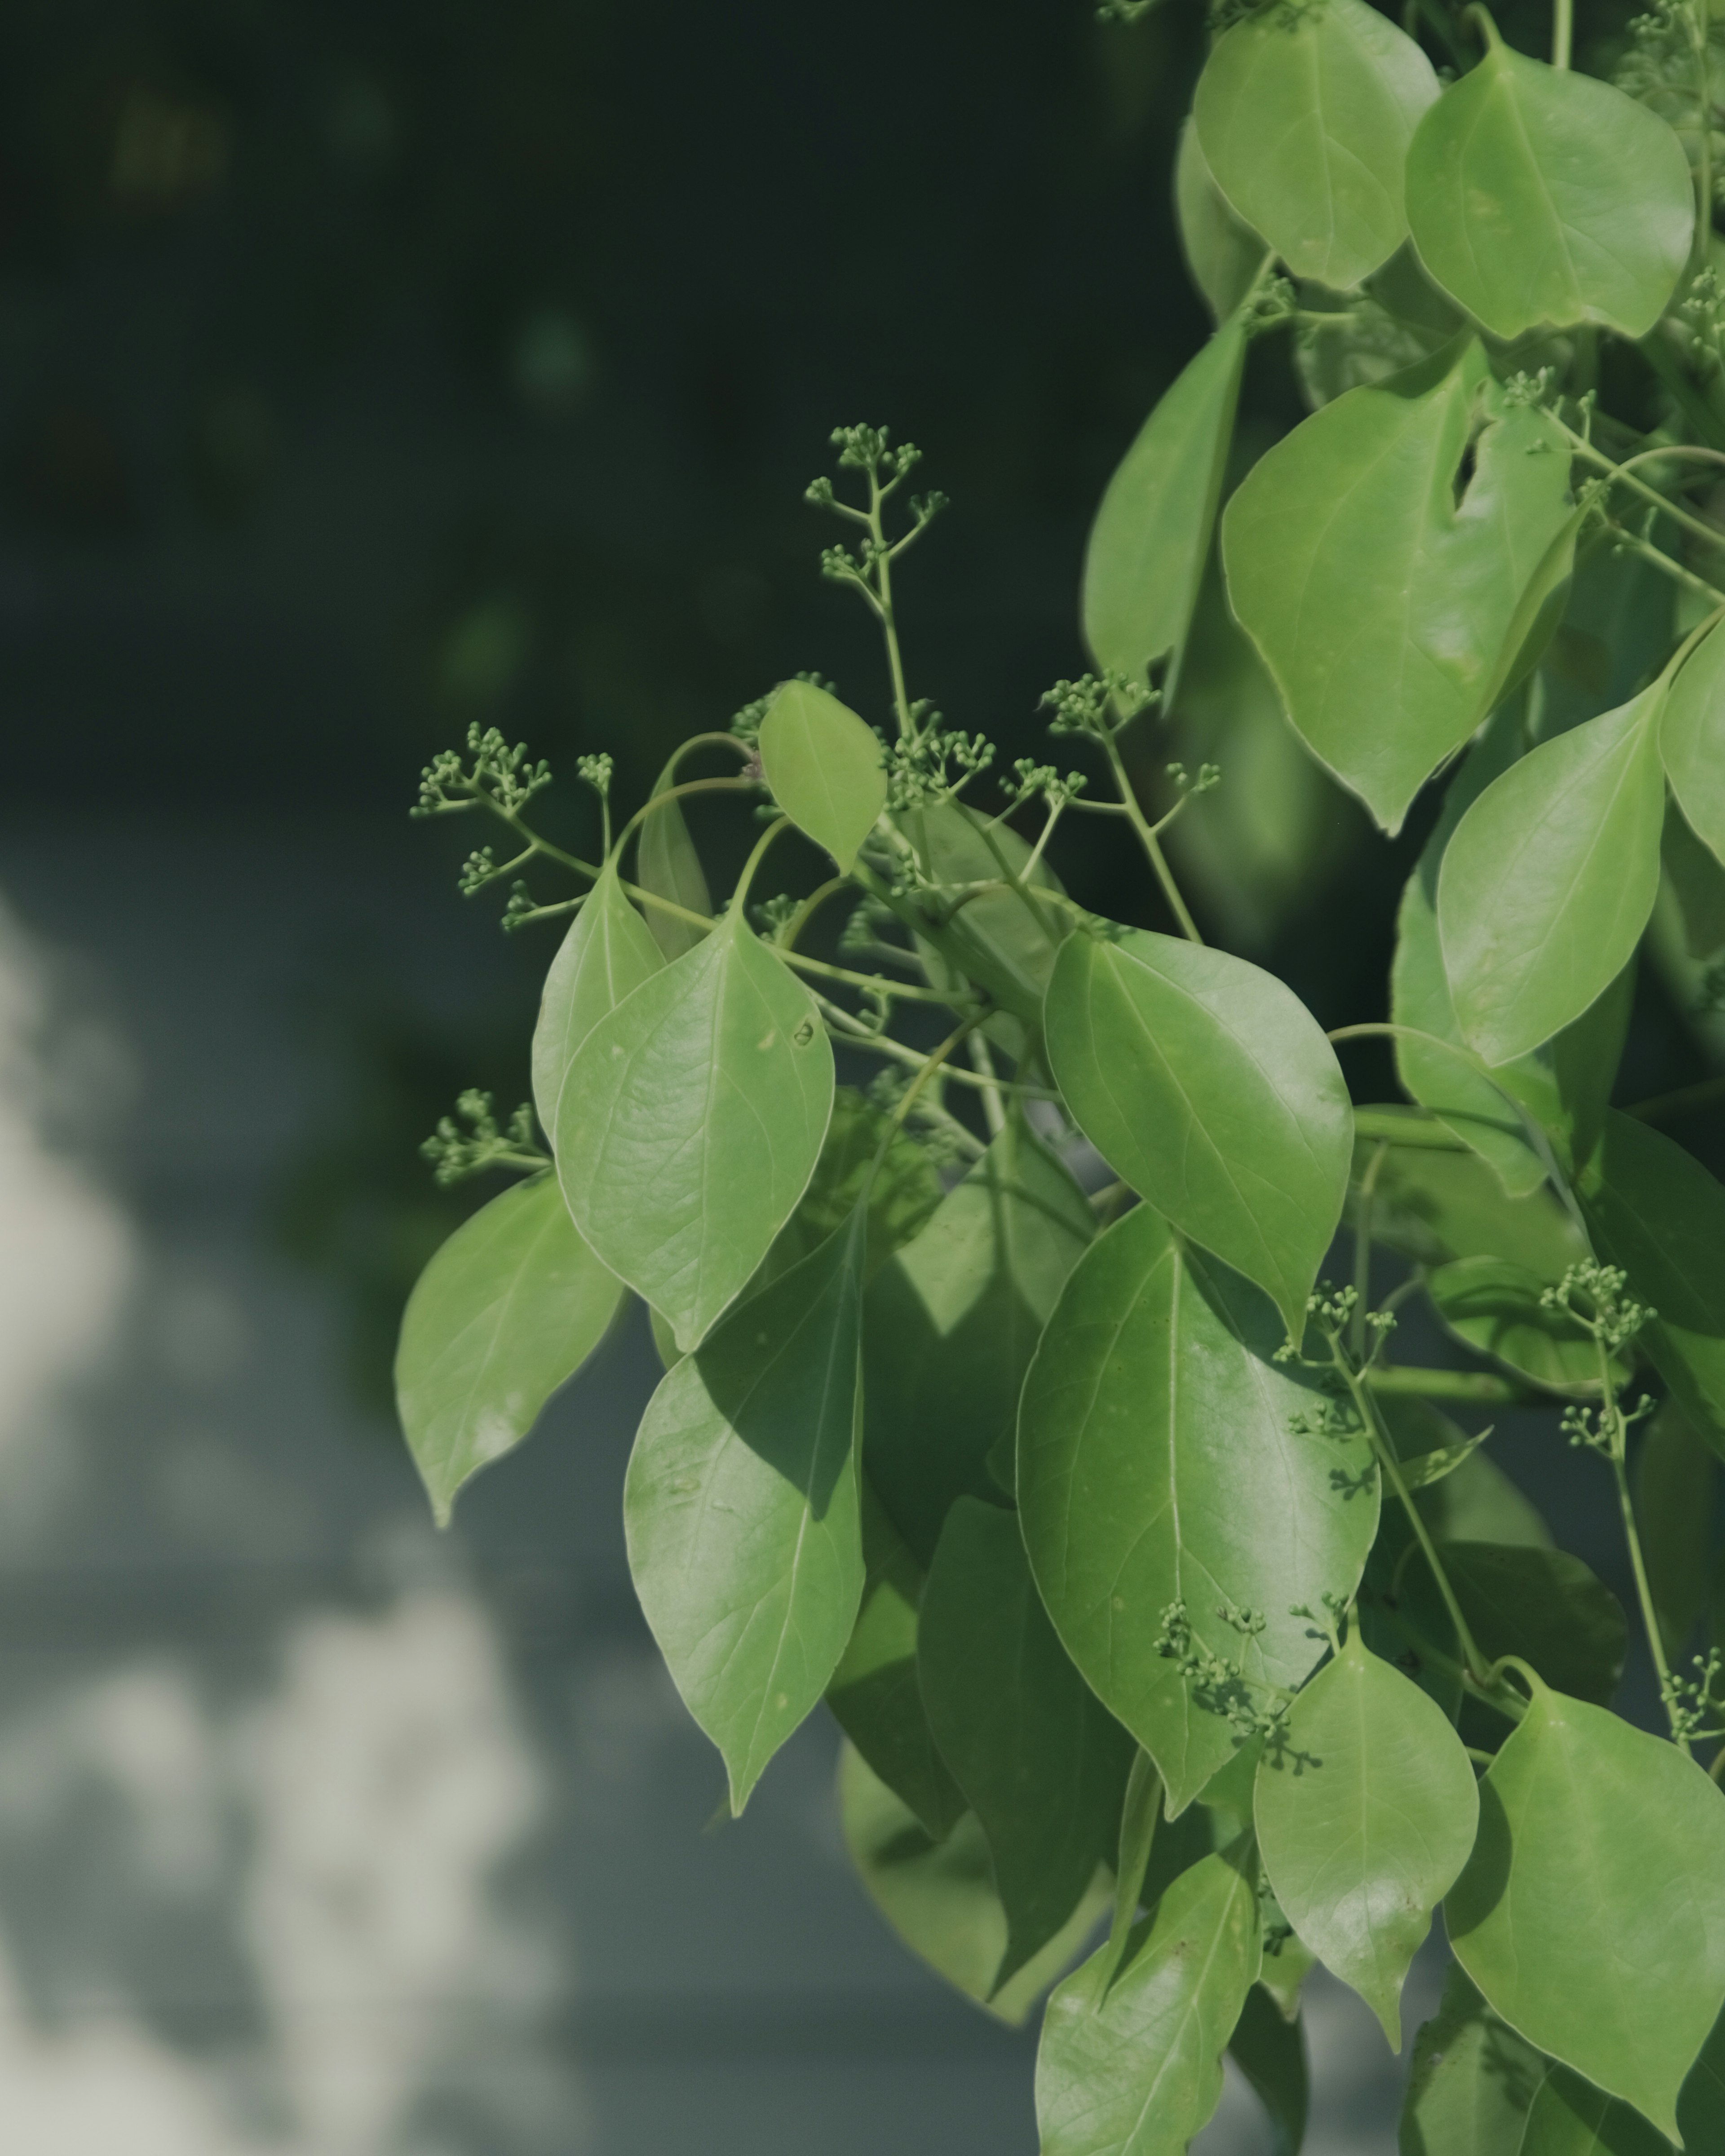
<box><xmin>1256</xmin><ymin>1630</ymin><xmax>1477</xmax><ymax>2047</ymax></box>
<box><xmin>826</xmin><ymin>1483</ymin><xmax>965</xmax><ymax>1839</ymax></box>
<box><xmin>756</xmin><ymin>678</ymin><xmax>886</xmax><ymax>871</ymax></box>
<box><xmin>866</xmin><ymin>1109</ymin><xmax>1092</xmax><ymax>1563</ymax></box>
<box><xmin>531</xmin><ymin>859</ymin><xmax>663</xmax><ymax>1135</ymax></box>
<box><xmin>1580</xmin><ymin>1110</ymin><xmax>1725</xmax><ymax>1460</ymax></box>
<box><xmin>1035</xmin><ymin>1842</ymin><xmax>1261</xmax><ymax>2156</ymax></box>
<box><xmin>1222</xmin><ymin>338</ymin><xmax>1573</xmax><ymax>834</ymax></box>
<box><xmin>636</xmin><ymin>749</ymin><xmax>712</xmax><ymax>962</ymax></box>
<box><xmin>1448</xmin><ymin>1675</ymin><xmax>1725</xmax><ymax>2139</ymax></box>
<box><xmin>1405</xmin><ymin>34</ymin><xmax>1693</xmax><ymax>340</ymax></box>
<box><xmin>1662</xmin><ymin>610</ymin><xmax>1725</xmax><ymax>868</ymax></box>
<box><xmin>1438</xmin><ymin>688</ymin><xmax>1666</xmax><ymax>1067</ymax></box>
<box><xmin>1637</xmin><ymin>1402</ymin><xmax>1716</xmax><ymax>1661</ymax></box>
<box><xmin>1173</xmin><ymin>118</ymin><xmax>1267</xmax><ymax>325</ymax></box>
<box><xmin>624</xmin><ymin>1211</ymin><xmax>865</xmax><ymax>1811</ymax></box>
<box><xmin>1194</xmin><ymin>0</ymin><xmax>1438</xmax><ymax>291</ymax></box>
<box><xmin>836</xmin><ymin>1742</ymin><xmax>1108</xmax><ymax>2027</ymax></box>
<box><xmin>1018</xmin><ymin>1204</ymin><xmax>1379</xmax><ymax>1814</ymax></box>
<box><xmin>1426</xmin><ymin>1257</ymin><xmax>1619</xmax><ymax>1395</ymax></box>
<box><xmin>558</xmin><ymin>911</ymin><xmax>834</xmax><ymax>1350</ymax></box>
<box><xmin>395</xmin><ymin>1174</ymin><xmax>625</xmax><ymax>1528</ymax></box>
<box><xmin>1082</xmin><ymin>312</ymin><xmax>1247</xmax><ymax>706</ymax></box>
<box><xmin>1045</xmin><ymin>926</ymin><xmax>1352</xmax><ymax>1339</ymax></box>
<box><xmin>1229</xmin><ymin>1985</ymin><xmax>1309</xmax><ymax>2156</ymax></box>
<box><xmin>917</xmin><ymin>1497</ymin><xmax>1135</xmax><ymax>1988</ymax></box>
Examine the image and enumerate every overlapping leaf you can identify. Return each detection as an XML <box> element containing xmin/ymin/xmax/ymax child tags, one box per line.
<box><xmin>624</xmin><ymin>1211</ymin><xmax>866</xmax><ymax>1811</ymax></box>
<box><xmin>1354</xmin><ymin>1130</ymin><xmax>1586</xmax><ymax>1277</ymax></box>
<box><xmin>1045</xmin><ymin>926</ymin><xmax>1352</xmax><ymax>1339</ymax></box>
<box><xmin>1446</xmin><ymin>1542</ymin><xmax>1626</xmax><ymax>1707</ymax></box>
<box><xmin>1173</xmin><ymin>118</ymin><xmax>1266</xmax><ymax>325</ymax></box>
<box><xmin>1405</xmin><ymin>35</ymin><xmax>1693</xmax><ymax>340</ymax></box>
<box><xmin>1222</xmin><ymin>339</ymin><xmax>1573</xmax><ymax>833</ymax></box>
<box><xmin>636</xmin><ymin>750</ymin><xmax>712</xmax><ymax>962</ymax></box>
<box><xmin>908</xmin><ymin>799</ymin><xmax>1070</xmax><ymax>1035</ymax></box>
<box><xmin>1425</xmin><ymin>1258</ymin><xmax>1622</xmax><ymax>1395</ymax></box>
<box><xmin>558</xmin><ymin>910</ymin><xmax>834</xmax><ymax>1350</ymax></box>
<box><xmin>1194</xmin><ymin>0</ymin><xmax>1438</xmax><ymax>291</ymax></box>
<box><xmin>1662</xmin><ymin>609</ymin><xmax>1725</xmax><ymax>867</ymax></box>
<box><xmin>756</xmin><ymin>679</ymin><xmax>885</xmax><ymax>871</ymax></box>
<box><xmin>531</xmin><ymin>859</ymin><xmax>663</xmax><ymax>1135</ymax></box>
<box><xmin>395</xmin><ymin>1174</ymin><xmax>625</xmax><ymax>1527</ymax></box>
<box><xmin>1637</xmin><ymin>1403</ymin><xmax>1716</xmax><ymax>1660</ymax></box>
<box><xmin>1018</xmin><ymin>1205</ymin><xmax>1379</xmax><ymax>1813</ymax></box>
<box><xmin>1229</xmin><ymin>1985</ymin><xmax>1309</xmax><ymax>2156</ymax></box>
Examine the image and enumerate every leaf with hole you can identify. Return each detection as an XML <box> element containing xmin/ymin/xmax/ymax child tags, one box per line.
<box><xmin>1018</xmin><ymin>1204</ymin><xmax>1379</xmax><ymax>1814</ymax></box>
<box><xmin>624</xmin><ymin>1210</ymin><xmax>865</xmax><ymax>1811</ymax></box>
<box><xmin>1256</xmin><ymin>1630</ymin><xmax>1477</xmax><ymax>2047</ymax></box>
<box><xmin>1222</xmin><ymin>339</ymin><xmax>1573</xmax><ymax>834</ymax></box>
<box><xmin>1194</xmin><ymin>0</ymin><xmax>1438</xmax><ymax>291</ymax></box>
<box><xmin>558</xmin><ymin>910</ymin><xmax>834</xmax><ymax>1350</ymax></box>
<box><xmin>531</xmin><ymin>858</ymin><xmax>663</xmax><ymax>1136</ymax></box>
<box><xmin>1045</xmin><ymin>925</ymin><xmax>1352</xmax><ymax>1339</ymax></box>
<box><xmin>395</xmin><ymin>1174</ymin><xmax>625</xmax><ymax>1528</ymax></box>
<box><xmin>917</xmin><ymin>1497</ymin><xmax>1135</xmax><ymax>1989</ymax></box>
<box><xmin>757</xmin><ymin>678</ymin><xmax>886</xmax><ymax>872</ymax></box>
<box><xmin>1405</xmin><ymin>35</ymin><xmax>1693</xmax><ymax>340</ymax></box>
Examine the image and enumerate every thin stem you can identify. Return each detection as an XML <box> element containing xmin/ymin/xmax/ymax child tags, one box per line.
<box><xmin>1614</xmin><ymin>1445</ymin><xmax>1689</xmax><ymax>1753</ymax></box>
<box><xmin>878</xmin><ymin>1017</ymin><xmax>982</xmax><ymax>1156</ymax></box>
<box><xmin>1626</xmin><ymin>1071</ymin><xmax>1725</xmax><ymax>1123</ymax></box>
<box><xmin>1567</xmin><ymin>429</ymin><xmax>1725</xmax><ymax>556</ymax></box>
<box><xmin>729</xmin><ymin>815</ymin><xmax>799</xmax><ymax>915</ymax></box>
<box><xmin>1712</xmin><ymin>1745</ymin><xmax>1725</xmax><ymax>1785</ymax></box>
<box><xmin>1103</xmin><ymin>734</ymin><xmax>1203</xmax><ymax>944</ymax></box>
<box><xmin>1367</xmin><ymin>1365</ymin><xmax>1532</xmax><ymax>1405</ymax></box>
<box><xmin>1602</xmin><ymin>520</ymin><xmax>1725</xmax><ymax>606</ymax></box>
<box><xmin>1351</xmin><ymin>1142</ymin><xmax>1387</xmax><ymax>1363</ymax></box>
<box><xmin>1639</xmin><ymin>331</ymin><xmax>1725</xmax><ymax>453</ymax></box>
<box><xmin>611</xmin><ymin>774</ymin><xmax>760</xmax><ymax>859</ymax></box>
<box><xmin>869</xmin><ymin>470</ymin><xmax>916</xmax><ymax>741</ymax></box>
<box><xmin>1351</xmin><ymin>1107</ymin><xmax>1468</xmax><ymax>1151</ymax></box>
<box><xmin>1690</xmin><ymin>0</ymin><xmax>1715</xmax><ymax>274</ymax></box>
<box><xmin>1551</xmin><ymin>0</ymin><xmax>1571</xmax><ymax>70</ymax></box>
<box><xmin>780</xmin><ymin>877</ymin><xmax>853</xmax><ymax>952</ymax></box>
<box><xmin>969</xmin><ymin>1032</ymin><xmax>1008</xmax><ymax>1140</ymax></box>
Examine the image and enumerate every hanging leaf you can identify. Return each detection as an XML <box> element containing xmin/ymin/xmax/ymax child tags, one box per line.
<box><xmin>756</xmin><ymin>678</ymin><xmax>886</xmax><ymax>872</ymax></box>
<box><xmin>1044</xmin><ymin>925</ymin><xmax>1352</xmax><ymax>1340</ymax></box>
<box><xmin>531</xmin><ymin>860</ymin><xmax>663</xmax><ymax>1137</ymax></box>
<box><xmin>1356</xmin><ymin>1135</ymin><xmax>1587</xmax><ymax>1278</ymax></box>
<box><xmin>395</xmin><ymin>1175</ymin><xmax>625</xmax><ymax>1528</ymax></box>
<box><xmin>1255</xmin><ymin>1630</ymin><xmax>1477</xmax><ymax>2048</ymax></box>
<box><xmin>1222</xmin><ymin>339</ymin><xmax>1573</xmax><ymax>834</ymax></box>
<box><xmin>1018</xmin><ymin>1205</ymin><xmax>1380</xmax><ymax>1815</ymax></box>
<box><xmin>1445</xmin><ymin>1542</ymin><xmax>1627</xmax><ymax>1707</ymax></box>
<box><xmin>916</xmin><ymin>1497</ymin><xmax>1135</xmax><ymax>1988</ymax></box>
<box><xmin>1425</xmin><ymin>1257</ymin><xmax>1623</xmax><ymax>1395</ymax></box>
<box><xmin>1400</xmin><ymin>1963</ymin><xmax>1553</xmax><ymax>2156</ymax></box>
<box><xmin>826</xmin><ymin>1484</ymin><xmax>965</xmax><ymax>1839</ymax></box>
<box><xmin>557</xmin><ymin>911</ymin><xmax>834</xmax><ymax>1350</ymax></box>
<box><xmin>1637</xmin><ymin>1403</ymin><xmax>1716</xmax><ymax>1661</ymax></box>
<box><xmin>1081</xmin><ymin>311</ymin><xmax>1248</xmax><ymax>708</ymax></box>
<box><xmin>1405</xmin><ymin>32</ymin><xmax>1693</xmax><ymax>340</ymax></box>
<box><xmin>1193</xmin><ymin>0</ymin><xmax>1438</xmax><ymax>291</ymax></box>
<box><xmin>1438</xmin><ymin>687</ymin><xmax>1666</xmax><ymax>1067</ymax></box>
<box><xmin>836</xmin><ymin>1743</ymin><xmax>1109</xmax><ymax>2027</ymax></box>
<box><xmin>865</xmin><ymin>1109</ymin><xmax>1093</xmax><ymax>1564</ymax></box>
<box><xmin>1035</xmin><ymin>1842</ymin><xmax>1262</xmax><ymax>2156</ymax></box>
<box><xmin>624</xmin><ymin>1211</ymin><xmax>866</xmax><ymax>1812</ymax></box>
<box><xmin>1661</xmin><ymin>610</ymin><xmax>1725</xmax><ymax>868</ymax></box>
<box><xmin>1230</xmin><ymin>1985</ymin><xmax>1309</xmax><ymax>2156</ymax></box>
<box><xmin>1173</xmin><ymin>118</ymin><xmax>1267</xmax><ymax>324</ymax></box>
<box><xmin>636</xmin><ymin>749</ymin><xmax>713</xmax><ymax>962</ymax></box>
<box><xmin>1448</xmin><ymin>1674</ymin><xmax>1725</xmax><ymax>2140</ymax></box>
<box><xmin>1580</xmin><ymin>1110</ymin><xmax>1725</xmax><ymax>1460</ymax></box>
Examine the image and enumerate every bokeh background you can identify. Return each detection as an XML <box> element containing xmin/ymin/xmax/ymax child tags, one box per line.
<box><xmin>0</xmin><ymin>1</ymin><xmax>1717</xmax><ymax>2150</ymax></box>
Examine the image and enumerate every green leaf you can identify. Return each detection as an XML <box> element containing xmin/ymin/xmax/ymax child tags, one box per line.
<box><xmin>1229</xmin><ymin>1985</ymin><xmax>1309</xmax><ymax>2156</ymax></box>
<box><xmin>1044</xmin><ymin>926</ymin><xmax>1352</xmax><ymax>1339</ymax></box>
<box><xmin>909</xmin><ymin>799</ymin><xmax>1071</xmax><ymax>1037</ymax></box>
<box><xmin>1035</xmin><ymin>1842</ymin><xmax>1261</xmax><ymax>2156</ymax></box>
<box><xmin>623</xmin><ymin>1211</ymin><xmax>865</xmax><ymax>1811</ymax></box>
<box><xmin>1357</xmin><ymin>1134</ymin><xmax>1587</xmax><ymax>1278</ymax></box>
<box><xmin>1446</xmin><ymin>1542</ymin><xmax>1627</xmax><ymax>1707</ymax></box>
<box><xmin>836</xmin><ymin>1742</ymin><xmax>1109</xmax><ymax>2027</ymax></box>
<box><xmin>917</xmin><ymin>1497</ymin><xmax>1136</xmax><ymax>1989</ymax></box>
<box><xmin>395</xmin><ymin>1175</ymin><xmax>625</xmax><ymax>1528</ymax></box>
<box><xmin>1580</xmin><ymin>1110</ymin><xmax>1725</xmax><ymax>1460</ymax></box>
<box><xmin>826</xmin><ymin>1483</ymin><xmax>965</xmax><ymax>1840</ymax></box>
<box><xmin>636</xmin><ymin>750</ymin><xmax>713</xmax><ymax>963</ymax></box>
<box><xmin>1222</xmin><ymin>338</ymin><xmax>1573</xmax><ymax>834</ymax></box>
<box><xmin>1522</xmin><ymin>2069</ymin><xmax>1675</xmax><ymax>2156</ymax></box>
<box><xmin>1438</xmin><ymin>687</ymin><xmax>1666</xmax><ymax>1067</ymax></box>
<box><xmin>1637</xmin><ymin>1402</ymin><xmax>1716</xmax><ymax>1661</ymax></box>
<box><xmin>1081</xmin><ymin>311</ymin><xmax>1247</xmax><ymax>707</ymax></box>
<box><xmin>1255</xmin><ymin>1630</ymin><xmax>1478</xmax><ymax>2047</ymax></box>
<box><xmin>1421</xmin><ymin>1452</ymin><xmax>1552</xmax><ymax>1551</ymax></box>
<box><xmin>1388</xmin><ymin>1395</ymin><xmax>1488</xmax><ymax>1492</ymax></box>
<box><xmin>865</xmin><ymin>1109</ymin><xmax>1093</xmax><ymax>1564</ymax></box>
<box><xmin>1661</xmin><ymin>793</ymin><xmax>1725</xmax><ymax>959</ymax></box>
<box><xmin>1173</xmin><ymin>117</ymin><xmax>1268</xmax><ymax>325</ymax></box>
<box><xmin>756</xmin><ymin>679</ymin><xmax>886</xmax><ymax>872</ymax></box>
<box><xmin>1540</xmin><ymin>526</ymin><xmax>1678</xmax><ymax>744</ymax></box>
<box><xmin>1662</xmin><ymin>611</ymin><xmax>1725</xmax><ymax>868</ymax></box>
<box><xmin>1425</xmin><ymin>1257</ymin><xmax>1620</xmax><ymax>1396</ymax></box>
<box><xmin>1018</xmin><ymin>1204</ymin><xmax>1380</xmax><ymax>1814</ymax></box>
<box><xmin>531</xmin><ymin>859</ymin><xmax>663</xmax><ymax>1136</ymax></box>
<box><xmin>1448</xmin><ymin>1675</ymin><xmax>1725</xmax><ymax>2140</ymax></box>
<box><xmin>557</xmin><ymin>910</ymin><xmax>834</xmax><ymax>1351</ymax></box>
<box><xmin>1405</xmin><ymin>35</ymin><xmax>1693</xmax><ymax>340</ymax></box>
<box><xmin>1193</xmin><ymin>0</ymin><xmax>1438</xmax><ymax>291</ymax></box>
<box><xmin>766</xmin><ymin>1084</ymin><xmax>943</xmax><ymax>1287</ymax></box>
<box><xmin>1680</xmin><ymin>2006</ymin><xmax>1725</xmax><ymax>2151</ymax></box>
<box><xmin>1399</xmin><ymin>1963</ymin><xmax>1552</xmax><ymax>2156</ymax></box>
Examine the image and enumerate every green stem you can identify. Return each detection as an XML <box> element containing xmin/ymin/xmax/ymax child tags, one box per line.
<box><xmin>1351</xmin><ymin>1141</ymin><xmax>1387</xmax><ymax>1363</ymax></box>
<box><xmin>1350</xmin><ymin>1108</ymin><xmax>1468</xmax><ymax>1151</ymax></box>
<box><xmin>1626</xmin><ymin>1071</ymin><xmax>1725</xmax><ymax>1123</ymax></box>
<box><xmin>969</xmin><ymin>1031</ymin><xmax>1008</xmax><ymax>1140</ymax></box>
<box><xmin>1603</xmin><ymin>520</ymin><xmax>1725</xmax><ymax>606</ymax></box>
<box><xmin>1367</xmin><ymin>1365</ymin><xmax>1533</xmax><ymax>1405</ymax></box>
<box><xmin>1690</xmin><ymin>2</ymin><xmax>1715</xmax><ymax>274</ymax></box>
<box><xmin>1550</xmin><ymin>0</ymin><xmax>1571</xmax><ymax>71</ymax></box>
<box><xmin>1639</xmin><ymin>331</ymin><xmax>1725</xmax><ymax>453</ymax></box>
<box><xmin>1596</xmin><ymin>1325</ymin><xmax>1690</xmax><ymax>1752</ymax></box>
<box><xmin>1568</xmin><ymin>429</ymin><xmax>1725</xmax><ymax>557</ymax></box>
<box><xmin>870</xmin><ymin>471</ymin><xmax>916</xmax><ymax>741</ymax></box>
<box><xmin>1103</xmin><ymin>734</ymin><xmax>1203</xmax><ymax>944</ymax></box>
